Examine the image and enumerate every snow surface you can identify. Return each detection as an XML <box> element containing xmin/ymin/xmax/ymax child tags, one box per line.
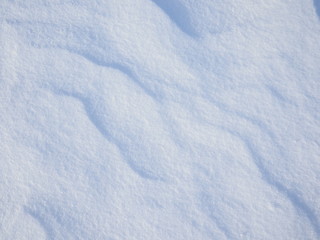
<box><xmin>1</xmin><ymin>0</ymin><xmax>320</xmax><ymax>239</ymax></box>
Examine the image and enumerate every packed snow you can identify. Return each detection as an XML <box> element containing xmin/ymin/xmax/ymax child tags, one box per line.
<box><xmin>1</xmin><ymin>0</ymin><xmax>320</xmax><ymax>239</ymax></box>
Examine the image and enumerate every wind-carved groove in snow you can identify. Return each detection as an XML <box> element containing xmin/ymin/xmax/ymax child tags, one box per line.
<box><xmin>7</xmin><ymin>15</ymin><xmax>167</xmax><ymax>181</ymax></box>
<box><xmin>24</xmin><ymin>201</ymin><xmax>91</xmax><ymax>239</ymax></box>
<box><xmin>50</xmin><ymin>89</ymin><xmax>164</xmax><ymax>182</ymax></box>
<box><xmin>64</xmin><ymin>48</ymin><xmax>162</xmax><ymax>102</ymax></box>
<box><xmin>314</xmin><ymin>0</ymin><xmax>320</xmax><ymax>20</ymax></box>
<box><xmin>244</xmin><ymin>138</ymin><xmax>320</xmax><ymax>237</ymax></box>
<box><xmin>204</xmin><ymin>95</ymin><xmax>278</xmax><ymax>140</ymax></box>
<box><xmin>24</xmin><ymin>207</ymin><xmax>53</xmax><ymax>240</ymax></box>
<box><xmin>221</xmin><ymin>127</ymin><xmax>320</xmax><ymax>237</ymax></box>
<box><xmin>149</xmin><ymin>0</ymin><xmax>198</xmax><ymax>37</ymax></box>
<box><xmin>6</xmin><ymin>19</ymin><xmax>161</xmax><ymax>102</ymax></box>
<box><xmin>265</xmin><ymin>85</ymin><xmax>297</xmax><ymax>106</ymax></box>
<box><xmin>194</xmin><ymin>93</ymin><xmax>320</xmax><ymax>236</ymax></box>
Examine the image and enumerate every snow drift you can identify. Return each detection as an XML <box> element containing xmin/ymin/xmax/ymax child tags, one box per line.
<box><xmin>0</xmin><ymin>0</ymin><xmax>320</xmax><ymax>239</ymax></box>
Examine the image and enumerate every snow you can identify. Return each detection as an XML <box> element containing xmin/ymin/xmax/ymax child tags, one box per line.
<box><xmin>1</xmin><ymin>0</ymin><xmax>320</xmax><ymax>239</ymax></box>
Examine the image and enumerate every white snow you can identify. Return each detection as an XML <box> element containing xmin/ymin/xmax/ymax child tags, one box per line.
<box><xmin>1</xmin><ymin>0</ymin><xmax>320</xmax><ymax>239</ymax></box>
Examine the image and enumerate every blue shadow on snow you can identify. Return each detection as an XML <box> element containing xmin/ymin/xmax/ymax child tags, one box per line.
<box><xmin>150</xmin><ymin>0</ymin><xmax>198</xmax><ymax>37</ymax></box>
<box><xmin>314</xmin><ymin>0</ymin><xmax>320</xmax><ymax>20</ymax></box>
